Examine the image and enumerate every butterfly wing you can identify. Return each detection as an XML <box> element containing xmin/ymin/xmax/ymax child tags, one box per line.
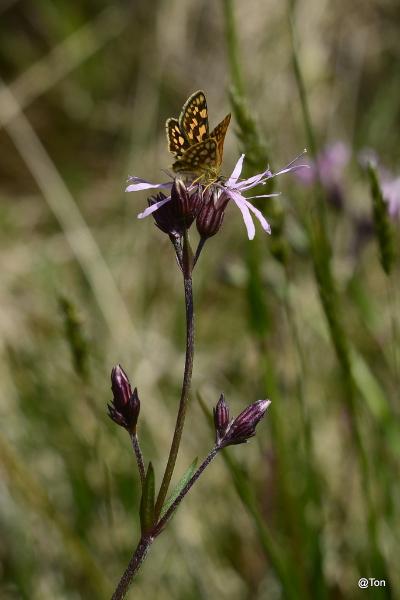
<box><xmin>166</xmin><ymin>118</ymin><xmax>190</xmax><ymax>157</ymax></box>
<box><xmin>179</xmin><ymin>90</ymin><xmax>209</xmax><ymax>144</ymax></box>
<box><xmin>168</xmin><ymin>93</ymin><xmax>230</xmax><ymax>178</ymax></box>
<box><xmin>172</xmin><ymin>139</ymin><xmax>218</xmax><ymax>174</ymax></box>
<box><xmin>209</xmin><ymin>113</ymin><xmax>231</xmax><ymax>166</ymax></box>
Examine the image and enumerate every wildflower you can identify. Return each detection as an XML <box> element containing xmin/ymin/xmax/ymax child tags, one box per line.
<box><xmin>214</xmin><ymin>398</ymin><xmax>271</xmax><ymax>448</ymax></box>
<box><xmin>126</xmin><ymin>153</ymin><xmax>305</xmax><ymax>240</ymax></box>
<box><xmin>129</xmin><ymin>178</ymin><xmax>203</xmax><ymax>236</ymax></box>
<box><xmin>295</xmin><ymin>141</ymin><xmax>350</xmax><ymax>209</ymax></box>
<box><xmin>108</xmin><ymin>365</ymin><xmax>140</xmax><ymax>434</ymax></box>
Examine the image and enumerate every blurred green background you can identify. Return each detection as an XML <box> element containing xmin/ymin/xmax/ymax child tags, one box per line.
<box><xmin>0</xmin><ymin>0</ymin><xmax>399</xmax><ymax>598</ymax></box>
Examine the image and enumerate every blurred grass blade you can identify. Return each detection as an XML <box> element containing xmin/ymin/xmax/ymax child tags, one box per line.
<box><xmin>58</xmin><ymin>295</ymin><xmax>90</xmax><ymax>382</ymax></box>
<box><xmin>366</xmin><ymin>162</ymin><xmax>395</xmax><ymax>275</ymax></box>
<box><xmin>0</xmin><ymin>434</ymin><xmax>111</xmax><ymax>596</ymax></box>
<box><xmin>161</xmin><ymin>457</ymin><xmax>198</xmax><ymax>518</ymax></box>
<box><xmin>0</xmin><ymin>79</ymin><xmax>137</xmax><ymax>354</ymax></box>
<box><xmin>198</xmin><ymin>394</ymin><xmax>300</xmax><ymax>600</ymax></box>
<box><xmin>140</xmin><ymin>462</ymin><xmax>155</xmax><ymax>534</ymax></box>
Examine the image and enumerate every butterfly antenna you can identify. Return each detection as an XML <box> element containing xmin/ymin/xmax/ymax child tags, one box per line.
<box><xmin>161</xmin><ymin>169</ymin><xmax>175</xmax><ymax>180</ymax></box>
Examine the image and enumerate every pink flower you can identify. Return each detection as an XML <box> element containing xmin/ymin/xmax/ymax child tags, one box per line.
<box><xmin>125</xmin><ymin>153</ymin><xmax>306</xmax><ymax>240</ymax></box>
<box><xmin>295</xmin><ymin>141</ymin><xmax>350</xmax><ymax>188</ymax></box>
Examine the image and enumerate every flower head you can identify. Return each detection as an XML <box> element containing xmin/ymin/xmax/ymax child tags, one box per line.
<box><xmin>147</xmin><ymin>180</ymin><xmax>203</xmax><ymax>238</ymax></box>
<box><xmin>108</xmin><ymin>365</ymin><xmax>140</xmax><ymax>434</ymax></box>
<box><xmin>213</xmin><ymin>397</ymin><xmax>271</xmax><ymax>448</ymax></box>
<box><xmin>126</xmin><ymin>153</ymin><xmax>306</xmax><ymax>240</ymax></box>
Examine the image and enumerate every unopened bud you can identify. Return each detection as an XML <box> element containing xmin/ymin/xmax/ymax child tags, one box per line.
<box><xmin>108</xmin><ymin>364</ymin><xmax>140</xmax><ymax>434</ymax></box>
<box><xmin>148</xmin><ymin>192</ymin><xmax>183</xmax><ymax>238</ymax></box>
<box><xmin>217</xmin><ymin>399</ymin><xmax>270</xmax><ymax>448</ymax></box>
<box><xmin>196</xmin><ymin>188</ymin><xmax>228</xmax><ymax>238</ymax></box>
<box><xmin>213</xmin><ymin>393</ymin><xmax>230</xmax><ymax>445</ymax></box>
<box><xmin>171</xmin><ymin>179</ymin><xmax>203</xmax><ymax>227</ymax></box>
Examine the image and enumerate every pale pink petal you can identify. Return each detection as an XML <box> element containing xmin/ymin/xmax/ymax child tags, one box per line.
<box><xmin>228</xmin><ymin>190</ymin><xmax>256</xmax><ymax>239</ymax></box>
<box><xmin>272</xmin><ymin>164</ymin><xmax>309</xmax><ymax>178</ymax></box>
<box><xmin>226</xmin><ymin>154</ymin><xmax>245</xmax><ymax>187</ymax></box>
<box><xmin>245</xmin><ymin>193</ymin><xmax>281</xmax><ymax>199</ymax></box>
<box><xmin>126</xmin><ymin>178</ymin><xmax>172</xmax><ymax>192</ymax></box>
<box><xmin>244</xmin><ymin>200</ymin><xmax>271</xmax><ymax>234</ymax></box>
<box><xmin>236</xmin><ymin>169</ymin><xmax>272</xmax><ymax>190</ymax></box>
<box><xmin>137</xmin><ymin>196</ymin><xmax>171</xmax><ymax>219</ymax></box>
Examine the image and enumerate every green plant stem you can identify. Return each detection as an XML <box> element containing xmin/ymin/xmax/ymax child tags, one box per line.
<box><xmin>131</xmin><ymin>434</ymin><xmax>145</xmax><ymax>487</ymax></box>
<box><xmin>155</xmin><ymin>235</ymin><xmax>195</xmax><ymax>518</ymax></box>
<box><xmin>282</xmin><ymin>274</ymin><xmax>327</xmax><ymax>597</ymax></box>
<box><xmin>287</xmin><ymin>2</ymin><xmax>390</xmax><ymax>586</ymax></box>
<box><xmin>111</xmin><ymin>536</ymin><xmax>153</xmax><ymax>600</ymax></box>
<box><xmin>154</xmin><ymin>447</ymin><xmax>218</xmax><ymax>535</ymax></box>
<box><xmin>222</xmin><ymin>0</ymin><xmax>245</xmax><ymax>96</ymax></box>
<box><xmin>387</xmin><ymin>278</ymin><xmax>400</xmax><ymax>395</ymax></box>
<box><xmin>111</xmin><ymin>447</ymin><xmax>219</xmax><ymax>597</ymax></box>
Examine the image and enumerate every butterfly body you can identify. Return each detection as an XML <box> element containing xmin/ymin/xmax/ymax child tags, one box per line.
<box><xmin>166</xmin><ymin>91</ymin><xmax>230</xmax><ymax>182</ymax></box>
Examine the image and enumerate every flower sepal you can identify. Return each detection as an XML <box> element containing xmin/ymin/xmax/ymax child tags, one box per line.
<box><xmin>213</xmin><ymin>396</ymin><xmax>271</xmax><ymax>448</ymax></box>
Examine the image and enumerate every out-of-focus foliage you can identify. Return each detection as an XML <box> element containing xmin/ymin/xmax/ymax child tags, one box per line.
<box><xmin>0</xmin><ymin>0</ymin><xmax>399</xmax><ymax>598</ymax></box>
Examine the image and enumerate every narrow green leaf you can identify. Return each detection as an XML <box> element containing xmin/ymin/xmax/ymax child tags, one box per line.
<box><xmin>140</xmin><ymin>462</ymin><xmax>155</xmax><ymax>534</ymax></box>
<box><xmin>160</xmin><ymin>457</ymin><xmax>198</xmax><ymax>518</ymax></box>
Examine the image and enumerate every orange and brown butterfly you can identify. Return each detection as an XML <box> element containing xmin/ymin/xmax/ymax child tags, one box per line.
<box><xmin>165</xmin><ymin>90</ymin><xmax>231</xmax><ymax>181</ymax></box>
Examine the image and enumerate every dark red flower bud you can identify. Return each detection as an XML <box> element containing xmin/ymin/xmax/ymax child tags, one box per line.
<box><xmin>148</xmin><ymin>192</ymin><xmax>184</xmax><ymax>238</ymax></box>
<box><xmin>217</xmin><ymin>399</ymin><xmax>270</xmax><ymax>448</ymax></box>
<box><xmin>213</xmin><ymin>393</ymin><xmax>230</xmax><ymax>445</ymax></box>
<box><xmin>108</xmin><ymin>364</ymin><xmax>140</xmax><ymax>434</ymax></box>
<box><xmin>196</xmin><ymin>188</ymin><xmax>229</xmax><ymax>238</ymax></box>
<box><xmin>171</xmin><ymin>179</ymin><xmax>203</xmax><ymax>227</ymax></box>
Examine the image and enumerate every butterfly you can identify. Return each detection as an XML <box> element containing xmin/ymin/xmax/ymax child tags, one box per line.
<box><xmin>166</xmin><ymin>90</ymin><xmax>231</xmax><ymax>181</ymax></box>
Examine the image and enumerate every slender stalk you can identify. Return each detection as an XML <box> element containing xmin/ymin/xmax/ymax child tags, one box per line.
<box><xmin>131</xmin><ymin>434</ymin><xmax>145</xmax><ymax>487</ymax></box>
<box><xmin>221</xmin><ymin>0</ymin><xmax>245</xmax><ymax>96</ymax></box>
<box><xmin>287</xmin><ymin>2</ymin><xmax>390</xmax><ymax>584</ymax></box>
<box><xmin>154</xmin><ymin>447</ymin><xmax>219</xmax><ymax>536</ymax></box>
<box><xmin>111</xmin><ymin>536</ymin><xmax>153</xmax><ymax>600</ymax></box>
<box><xmin>287</xmin><ymin>0</ymin><xmax>316</xmax><ymax>158</ymax></box>
<box><xmin>111</xmin><ymin>448</ymin><xmax>219</xmax><ymax>598</ymax></box>
<box><xmin>388</xmin><ymin>278</ymin><xmax>400</xmax><ymax>394</ymax></box>
<box><xmin>193</xmin><ymin>237</ymin><xmax>206</xmax><ymax>267</ymax></box>
<box><xmin>155</xmin><ymin>236</ymin><xmax>195</xmax><ymax>518</ymax></box>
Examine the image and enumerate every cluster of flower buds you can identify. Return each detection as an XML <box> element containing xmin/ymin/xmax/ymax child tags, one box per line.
<box><xmin>148</xmin><ymin>179</ymin><xmax>204</xmax><ymax>239</ymax></box>
<box><xmin>149</xmin><ymin>178</ymin><xmax>229</xmax><ymax>242</ymax></box>
<box><xmin>213</xmin><ymin>394</ymin><xmax>270</xmax><ymax>448</ymax></box>
<box><xmin>108</xmin><ymin>365</ymin><xmax>140</xmax><ymax>434</ymax></box>
<box><xmin>196</xmin><ymin>186</ymin><xmax>230</xmax><ymax>239</ymax></box>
